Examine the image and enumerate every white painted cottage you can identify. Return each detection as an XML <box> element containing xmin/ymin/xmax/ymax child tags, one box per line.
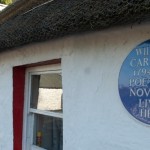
<box><xmin>0</xmin><ymin>0</ymin><xmax>150</xmax><ymax>150</ymax></box>
<box><xmin>0</xmin><ymin>3</ymin><xmax>7</xmax><ymax>11</ymax></box>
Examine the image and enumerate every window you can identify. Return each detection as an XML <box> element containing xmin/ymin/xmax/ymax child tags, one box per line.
<box><xmin>23</xmin><ymin>64</ymin><xmax>63</xmax><ymax>150</ymax></box>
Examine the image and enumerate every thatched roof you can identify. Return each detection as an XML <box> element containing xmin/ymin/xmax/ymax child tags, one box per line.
<box><xmin>0</xmin><ymin>0</ymin><xmax>150</xmax><ymax>51</ymax></box>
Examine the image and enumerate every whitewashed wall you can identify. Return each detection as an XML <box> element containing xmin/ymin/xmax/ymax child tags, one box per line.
<box><xmin>0</xmin><ymin>23</ymin><xmax>150</xmax><ymax>150</ymax></box>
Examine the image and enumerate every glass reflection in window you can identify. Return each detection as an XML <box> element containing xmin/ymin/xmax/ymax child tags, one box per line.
<box><xmin>33</xmin><ymin>114</ymin><xmax>63</xmax><ymax>150</ymax></box>
<box><xmin>30</xmin><ymin>74</ymin><xmax>63</xmax><ymax>112</ymax></box>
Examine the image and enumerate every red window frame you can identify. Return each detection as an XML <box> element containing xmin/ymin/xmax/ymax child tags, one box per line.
<box><xmin>13</xmin><ymin>59</ymin><xmax>61</xmax><ymax>150</ymax></box>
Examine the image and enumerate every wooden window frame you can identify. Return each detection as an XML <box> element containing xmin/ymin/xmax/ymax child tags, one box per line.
<box><xmin>23</xmin><ymin>64</ymin><xmax>62</xmax><ymax>150</ymax></box>
<box><xmin>13</xmin><ymin>59</ymin><xmax>61</xmax><ymax>150</ymax></box>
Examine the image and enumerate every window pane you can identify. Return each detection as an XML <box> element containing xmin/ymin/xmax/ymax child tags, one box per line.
<box><xmin>30</xmin><ymin>74</ymin><xmax>63</xmax><ymax>112</ymax></box>
<box><xmin>33</xmin><ymin>114</ymin><xmax>63</xmax><ymax>150</ymax></box>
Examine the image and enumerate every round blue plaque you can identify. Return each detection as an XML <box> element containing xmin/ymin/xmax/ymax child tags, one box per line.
<box><xmin>118</xmin><ymin>40</ymin><xmax>150</xmax><ymax>125</ymax></box>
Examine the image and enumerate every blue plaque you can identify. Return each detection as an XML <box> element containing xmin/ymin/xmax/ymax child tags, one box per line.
<box><xmin>118</xmin><ymin>40</ymin><xmax>150</xmax><ymax>125</ymax></box>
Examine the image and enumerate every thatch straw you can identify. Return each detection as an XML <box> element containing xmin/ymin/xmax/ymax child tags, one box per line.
<box><xmin>0</xmin><ymin>0</ymin><xmax>150</xmax><ymax>51</ymax></box>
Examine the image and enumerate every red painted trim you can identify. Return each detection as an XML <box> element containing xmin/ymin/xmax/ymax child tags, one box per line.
<box><xmin>13</xmin><ymin>59</ymin><xmax>61</xmax><ymax>150</ymax></box>
<box><xmin>13</xmin><ymin>66</ymin><xmax>26</xmax><ymax>150</ymax></box>
<box><xmin>26</xmin><ymin>59</ymin><xmax>61</xmax><ymax>68</ymax></box>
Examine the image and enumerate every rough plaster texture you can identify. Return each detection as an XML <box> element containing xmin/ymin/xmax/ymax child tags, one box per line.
<box><xmin>0</xmin><ymin>23</ymin><xmax>150</xmax><ymax>149</ymax></box>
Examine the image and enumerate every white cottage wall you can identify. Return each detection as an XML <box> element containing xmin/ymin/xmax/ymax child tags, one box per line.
<box><xmin>0</xmin><ymin>23</ymin><xmax>150</xmax><ymax>149</ymax></box>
